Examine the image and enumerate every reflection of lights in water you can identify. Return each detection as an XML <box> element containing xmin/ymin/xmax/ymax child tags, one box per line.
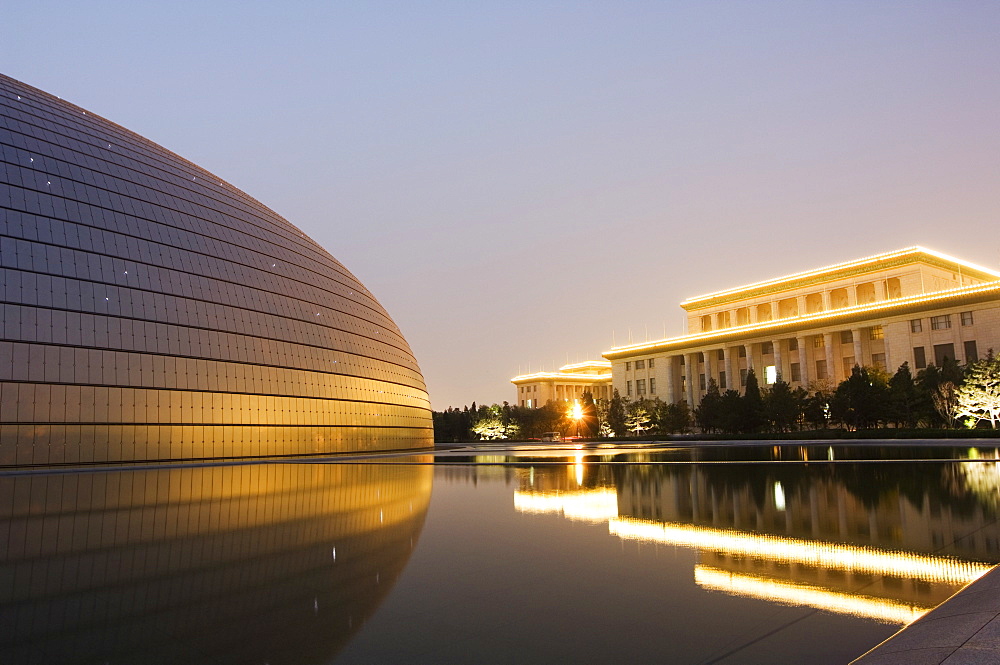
<box><xmin>608</xmin><ymin>517</ymin><xmax>991</xmax><ymax>584</ymax></box>
<box><xmin>773</xmin><ymin>481</ymin><xmax>786</xmax><ymax>511</ymax></box>
<box><xmin>514</xmin><ymin>489</ymin><xmax>619</xmax><ymax>523</ymax></box>
<box><xmin>960</xmin><ymin>448</ymin><xmax>1000</xmax><ymax>508</ymax></box>
<box><xmin>828</xmin><ymin>446</ymin><xmax>835</xmax><ymax>461</ymax></box>
<box><xmin>575</xmin><ymin>447</ymin><xmax>585</xmax><ymax>486</ymax></box>
<box><xmin>694</xmin><ymin>566</ymin><xmax>930</xmax><ymax>625</ymax></box>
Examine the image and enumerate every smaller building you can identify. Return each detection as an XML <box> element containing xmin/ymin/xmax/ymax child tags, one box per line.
<box><xmin>511</xmin><ymin>361</ymin><xmax>612</xmax><ymax>407</ymax></box>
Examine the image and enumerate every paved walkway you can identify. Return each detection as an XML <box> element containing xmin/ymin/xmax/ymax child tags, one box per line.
<box><xmin>853</xmin><ymin>565</ymin><xmax>1000</xmax><ymax>664</ymax></box>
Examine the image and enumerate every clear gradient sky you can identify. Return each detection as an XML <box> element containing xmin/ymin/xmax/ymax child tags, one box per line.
<box><xmin>4</xmin><ymin>2</ymin><xmax>1000</xmax><ymax>409</ymax></box>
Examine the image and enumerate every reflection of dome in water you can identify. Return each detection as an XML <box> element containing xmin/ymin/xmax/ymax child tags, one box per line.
<box><xmin>0</xmin><ymin>462</ymin><xmax>432</xmax><ymax>664</ymax></box>
<box><xmin>0</xmin><ymin>74</ymin><xmax>431</xmax><ymax>464</ymax></box>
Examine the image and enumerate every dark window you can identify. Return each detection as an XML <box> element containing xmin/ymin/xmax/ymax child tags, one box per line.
<box><xmin>740</xmin><ymin>369</ymin><xmax>748</xmax><ymax>387</ymax></box>
<box><xmin>931</xmin><ymin>315</ymin><xmax>951</xmax><ymax>330</ymax></box>
<box><xmin>636</xmin><ymin>379</ymin><xmax>646</xmax><ymax>395</ymax></box>
<box><xmin>738</xmin><ymin>347</ymin><xmax>747</xmax><ymax>358</ymax></box>
<box><xmin>872</xmin><ymin>353</ymin><xmax>886</xmax><ymax>369</ymax></box>
<box><xmin>840</xmin><ymin>331</ymin><xmax>853</xmax><ymax>344</ymax></box>
<box><xmin>961</xmin><ymin>311</ymin><xmax>974</xmax><ymax>326</ymax></box>
<box><xmin>965</xmin><ymin>340</ymin><xmax>979</xmax><ymax>363</ymax></box>
<box><xmin>719</xmin><ymin>371</ymin><xmax>727</xmax><ymax>389</ymax></box>
<box><xmin>761</xmin><ymin>341</ymin><xmax>774</xmax><ymax>355</ymax></box>
<box><xmin>626</xmin><ymin>380</ymin><xmax>632</xmax><ymax>396</ymax></box>
<box><xmin>934</xmin><ymin>343</ymin><xmax>955</xmax><ymax>367</ymax></box>
<box><xmin>649</xmin><ymin>377</ymin><xmax>656</xmax><ymax>394</ymax></box>
<box><xmin>648</xmin><ymin>358</ymin><xmax>655</xmax><ymax>368</ymax></box>
<box><xmin>788</xmin><ymin>338</ymin><xmax>798</xmax><ymax>351</ymax></box>
<box><xmin>913</xmin><ymin>346</ymin><xmax>926</xmax><ymax>369</ymax></box>
<box><xmin>816</xmin><ymin>359</ymin><xmax>828</xmax><ymax>380</ymax></box>
<box><xmin>635</xmin><ymin>359</ymin><xmax>645</xmax><ymax>370</ymax></box>
<box><xmin>790</xmin><ymin>363</ymin><xmax>801</xmax><ymax>382</ymax></box>
<box><xmin>625</xmin><ymin>361</ymin><xmax>632</xmax><ymax>371</ymax></box>
<box><xmin>910</xmin><ymin>319</ymin><xmax>922</xmax><ymax>333</ymax></box>
<box><xmin>699</xmin><ymin>374</ymin><xmax>706</xmax><ymax>391</ymax></box>
<box><xmin>717</xmin><ymin>349</ymin><xmax>725</xmax><ymax>361</ymax></box>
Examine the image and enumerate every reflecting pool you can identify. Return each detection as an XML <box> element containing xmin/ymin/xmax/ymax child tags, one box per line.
<box><xmin>3</xmin><ymin>442</ymin><xmax>1000</xmax><ymax>663</ymax></box>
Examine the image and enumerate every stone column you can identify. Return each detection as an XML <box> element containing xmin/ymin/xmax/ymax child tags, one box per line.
<box><xmin>723</xmin><ymin>347</ymin><xmax>734</xmax><ymax>391</ymax></box>
<box><xmin>852</xmin><ymin>328</ymin><xmax>863</xmax><ymax>369</ymax></box>
<box><xmin>823</xmin><ymin>332</ymin><xmax>836</xmax><ymax>382</ymax></box>
<box><xmin>665</xmin><ymin>355</ymin><xmax>676</xmax><ymax>404</ymax></box>
<box><xmin>773</xmin><ymin>339</ymin><xmax>783</xmax><ymax>383</ymax></box>
<box><xmin>875</xmin><ymin>280</ymin><xmax>886</xmax><ymax>301</ymax></box>
<box><xmin>822</xmin><ymin>291</ymin><xmax>832</xmax><ymax>311</ymax></box>
<box><xmin>685</xmin><ymin>353</ymin><xmax>697</xmax><ymax>407</ymax></box>
<box><xmin>744</xmin><ymin>343</ymin><xmax>754</xmax><ymax>371</ymax></box>
<box><xmin>704</xmin><ymin>349</ymin><xmax>714</xmax><ymax>389</ymax></box>
<box><xmin>797</xmin><ymin>336</ymin><xmax>809</xmax><ymax>385</ymax></box>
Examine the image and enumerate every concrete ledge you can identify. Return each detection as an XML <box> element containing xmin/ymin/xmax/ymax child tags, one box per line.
<box><xmin>853</xmin><ymin>565</ymin><xmax>1000</xmax><ymax>664</ymax></box>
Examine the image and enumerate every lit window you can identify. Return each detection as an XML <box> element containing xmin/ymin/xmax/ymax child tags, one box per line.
<box><xmin>764</xmin><ymin>365</ymin><xmax>777</xmax><ymax>384</ymax></box>
<box><xmin>869</xmin><ymin>326</ymin><xmax>883</xmax><ymax>340</ymax></box>
<box><xmin>931</xmin><ymin>315</ymin><xmax>951</xmax><ymax>330</ymax></box>
<box><xmin>961</xmin><ymin>311</ymin><xmax>974</xmax><ymax>326</ymax></box>
<box><xmin>814</xmin><ymin>337</ymin><xmax>825</xmax><ymax>348</ymax></box>
<box><xmin>910</xmin><ymin>319</ymin><xmax>922</xmax><ymax>333</ymax></box>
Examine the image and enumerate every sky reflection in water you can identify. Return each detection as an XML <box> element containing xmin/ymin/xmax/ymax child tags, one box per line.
<box><xmin>3</xmin><ymin>443</ymin><xmax>1000</xmax><ymax>664</ymax></box>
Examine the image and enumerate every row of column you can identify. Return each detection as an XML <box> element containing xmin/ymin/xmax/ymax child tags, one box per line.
<box><xmin>664</xmin><ymin>326</ymin><xmax>883</xmax><ymax>404</ymax></box>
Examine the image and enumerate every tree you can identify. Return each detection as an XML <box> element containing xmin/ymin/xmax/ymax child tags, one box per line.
<box><xmin>764</xmin><ymin>377</ymin><xmax>801</xmax><ymax>432</ymax></box>
<box><xmin>803</xmin><ymin>388</ymin><xmax>832</xmax><ymax>429</ymax></box>
<box><xmin>578</xmin><ymin>392</ymin><xmax>599</xmax><ymax>437</ymax></box>
<box><xmin>695</xmin><ymin>379</ymin><xmax>723</xmax><ymax>432</ymax></box>
<box><xmin>955</xmin><ymin>351</ymin><xmax>1000</xmax><ymax>428</ymax></box>
<box><xmin>742</xmin><ymin>369</ymin><xmax>766</xmax><ymax>433</ymax></box>
<box><xmin>830</xmin><ymin>365</ymin><xmax>890</xmax><ymax>430</ymax></box>
<box><xmin>718</xmin><ymin>390</ymin><xmax>745</xmax><ymax>433</ymax></box>
<box><xmin>606</xmin><ymin>389</ymin><xmax>627</xmax><ymax>437</ymax></box>
<box><xmin>625</xmin><ymin>398</ymin><xmax>653</xmax><ymax>435</ymax></box>
<box><xmin>888</xmin><ymin>362</ymin><xmax>920</xmax><ymax>428</ymax></box>
<box><xmin>662</xmin><ymin>400</ymin><xmax>692</xmax><ymax>434</ymax></box>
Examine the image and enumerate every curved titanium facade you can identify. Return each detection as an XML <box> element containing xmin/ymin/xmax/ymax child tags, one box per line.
<box><xmin>0</xmin><ymin>74</ymin><xmax>432</xmax><ymax>464</ymax></box>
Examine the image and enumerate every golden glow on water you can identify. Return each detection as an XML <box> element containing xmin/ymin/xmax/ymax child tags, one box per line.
<box><xmin>694</xmin><ymin>566</ymin><xmax>931</xmax><ymax>625</ymax></box>
<box><xmin>609</xmin><ymin>517</ymin><xmax>991</xmax><ymax>584</ymax></box>
<box><xmin>513</xmin><ymin>488</ymin><xmax>620</xmax><ymax>523</ymax></box>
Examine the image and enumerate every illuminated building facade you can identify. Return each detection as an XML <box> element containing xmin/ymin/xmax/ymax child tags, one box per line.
<box><xmin>0</xmin><ymin>74</ymin><xmax>432</xmax><ymax>464</ymax></box>
<box><xmin>510</xmin><ymin>360</ymin><xmax>612</xmax><ymax>407</ymax></box>
<box><xmin>604</xmin><ymin>247</ymin><xmax>1000</xmax><ymax>404</ymax></box>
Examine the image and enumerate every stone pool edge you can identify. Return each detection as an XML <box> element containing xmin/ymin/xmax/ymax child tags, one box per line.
<box><xmin>852</xmin><ymin>564</ymin><xmax>1000</xmax><ymax>664</ymax></box>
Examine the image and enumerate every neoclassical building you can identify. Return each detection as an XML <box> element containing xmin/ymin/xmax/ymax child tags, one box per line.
<box><xmin>606</xmin><ymin>247</ymin><xmax>1000</xmax><ymax>405</ymax></box>
<box><xmin>513</xmin><ymin>247</ymin><xmax>1000</xmax><ymax>407</ymax></box>
<box><xmin>511</xmin><ymin>360</ymin><xmax>613</xmax><ymax>407</ymax></box>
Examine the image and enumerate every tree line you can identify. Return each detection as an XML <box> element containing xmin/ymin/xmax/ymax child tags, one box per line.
<box><xmin>433</xmin><ymin>352</ymin><xmax>1000</xmax><ymax>442</ymax></box>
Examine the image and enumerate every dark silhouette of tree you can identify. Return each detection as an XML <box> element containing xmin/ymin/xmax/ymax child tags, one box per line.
<box><xmin>718</xmin><ymin>389</ymin><xmax>745</xmax><ymax>433</ymax></box>
<box><xmin>764</xmin><ymin>377</ymin><xmax>800</xmax><ymax>432</ymax></box>
<box><xmin>831</xmin><ymin>365</ymin><xmax>890</xmax><ymax>430</ymax></box>
<box><xmin>607</xmin><ymin>389</ymin><xmax>627</xmax><ymax>437</ymax></box>
<box><xmin>888</xmin><ymin>362</ymin><xmax>920</xmax><ymax>428</ymax></box>
<box><xmin>696</xmin><ymin>378</ymin><xmax>723</xmax><ymax>432</ymax></box>
<box><xmin>579</xmin><ymin>391</ymin><xmax>599</xmax><ymax>437</ymax></box>
<box><xmin>742</xmin><ymin>369</ymin><xmax>766</xmax><ymax>433</ymax></box>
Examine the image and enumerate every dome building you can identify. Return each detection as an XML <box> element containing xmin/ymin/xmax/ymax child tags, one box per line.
<box><xmin>0</xmin><ymin>74</ymin><xmax>432</xmax><ymax>464</ymax></box>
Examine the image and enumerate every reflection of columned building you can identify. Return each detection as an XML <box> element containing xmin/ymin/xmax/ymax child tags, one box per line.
<box><xmin>512</xmin><ymin>459</ymin><xmax>1000</xmax><ymax>624</ymax></box>
<box><xmin>592</xmin><ymin>247</ymin><xmax>1000</xmax><ymax>404</ymax></box>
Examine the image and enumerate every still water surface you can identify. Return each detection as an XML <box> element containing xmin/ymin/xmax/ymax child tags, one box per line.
<box><xmin>3</xmin><ymin>443</ymin><xmax>1000</xmax><ymax>664</ymax></box>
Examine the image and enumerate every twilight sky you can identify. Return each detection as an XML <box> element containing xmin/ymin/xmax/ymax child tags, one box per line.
<box><xmin>4</xmin><ymin>2</ymin><xmax>1000</xmax><ymax>409</ymax></box>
